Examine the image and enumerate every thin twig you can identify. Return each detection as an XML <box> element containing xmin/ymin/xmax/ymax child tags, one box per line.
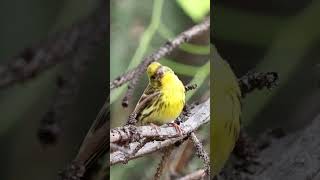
<box><xmin>238</xmin><ymin>71</ymin><xmax>279</xmax><ymax>97</ymax></box>
<box><xmin>190</xmin><ymin>133</ymin><xmax>210</xmax><ymax>176</ymax></box>
<box><xmin>110</xmin><ymin>18</ymin><xmax>209</xmax><ymax>90</ymax></box>
<box><xmin>154</xmin><ymin>146</ymin><xmax>174</xmax><ymax>180</ymax></box>
<box><xmin>185</xmin><ymin>84</ymin><xmax>198</xmax><ymax>92</ymax></box>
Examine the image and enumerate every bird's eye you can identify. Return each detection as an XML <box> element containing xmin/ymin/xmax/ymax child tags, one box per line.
<box><xmin>151</xmin><ymin>75</ymin><xmax>156</xmax><ymax>79</ymax></box>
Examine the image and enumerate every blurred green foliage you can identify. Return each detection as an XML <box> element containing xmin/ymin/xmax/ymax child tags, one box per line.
<box><xmin>214</xmin><ymin>1</ymin><xmax>320</xmax><ymax>136</ymax></box>
<box><xmin>110</xmin><ymin>0</ymin><xmax>209</xmax><ymax>179</ymax></box>
<box><xmin>177</xmin><ymin>0</ymin><xmax>210</xmax><ymax>22</ymax></box>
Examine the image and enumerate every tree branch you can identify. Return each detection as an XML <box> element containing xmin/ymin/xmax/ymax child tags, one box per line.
<box><xmin>110</xmin><ymin>17</ymin><xmax>209</xmax><ymax>90</ymax></box>
<box><xmin>110</xmin><ymin>99</ymin><xmax>210</xmax><ymax>144</ymax></box>
<box><xmin>110</xmin><ymin>99</ymin><xmax>210</xmax><ymax>165</ymax></box>
<box><xmin>220</xmin><ymin>114</ymin><xmax>320</xmax><ymax>180</ymax></box>
<box><xmin>238</xmin><ymin>71</ymin><xmax>279</xmax><ymax>97</ymax></box>
<box><xmin>154</xmin><ymin>146</ymin><xmax>174</xmax><ymax>180</ymax></box>
<box><xmin>0</xmin><ymin>0</ymin><xmax>106</xmax><ymax>89</ymax></box>
<box><xmin>251</xmin><ymin>114</ymin><xmax>320</xmax><ymax>180</ymax></box>
<box><xmin>189</xmin><ymin>132</ymin><xmax>210</xmax><ymax>176</ymax></box>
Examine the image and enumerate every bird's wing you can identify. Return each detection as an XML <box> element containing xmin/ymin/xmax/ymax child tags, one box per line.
<box><xmin>74</xmin><ymin>96</ymin><xmax>110</xmax><ymax>169</ymax></box>
<box><xmin>132</xmin><ymin>85</ymin><xmax>161</xmax><ymax>121</ymax></box>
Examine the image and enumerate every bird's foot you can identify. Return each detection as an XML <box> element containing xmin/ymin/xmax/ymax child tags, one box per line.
<box><xmin>167</xmin><ymin>122</ymin><xmax>183</xmax><ymax>136</ymax></box>
<box><xmin>150</xmin><ymin>123</ymin><xmax>161</xmax><ymax>135</ymax></box>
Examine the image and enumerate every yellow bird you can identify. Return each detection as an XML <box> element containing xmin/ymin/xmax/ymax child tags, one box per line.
<box><xmin>132</xmin><ymin>62</ymin><xmax>185</xmax><ymax>129</ymax></box>
<box><xmin>211</xmin><ymin>54</ymin><xmax>241</xmax><ymax>177</ymax></box>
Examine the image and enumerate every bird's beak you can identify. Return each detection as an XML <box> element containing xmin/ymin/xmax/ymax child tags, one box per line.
<box><xmin>156</xmin><ymin>66</ymin><xmax>164</xmax><ymax>79</ymax></box>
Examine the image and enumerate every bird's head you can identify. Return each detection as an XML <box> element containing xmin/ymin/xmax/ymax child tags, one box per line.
<box><xmin>147</xmin><ymin>62</ymin><xmax>174</xmax><ymax>87</ymax></box>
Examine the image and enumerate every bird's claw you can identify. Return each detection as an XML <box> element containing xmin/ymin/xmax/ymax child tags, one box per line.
<box><xmin>167</xmin><ymin>122</ymin><xmax>183</xmax><ymax>136</ymax></box>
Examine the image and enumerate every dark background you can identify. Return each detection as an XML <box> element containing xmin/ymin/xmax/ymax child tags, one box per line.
<box><xmin>213</xmin><ymin>0</ymin><xmax>320</xmax><ymax>135</ymax></box>
<box><xmin>0</xmin><ymin>1</ymin><xmax>107</xmax><ymax>180</ymax></box>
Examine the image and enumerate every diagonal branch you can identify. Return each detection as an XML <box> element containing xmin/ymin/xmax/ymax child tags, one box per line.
<box><xmin>0</xmin><ymin>0</ymin><xmax>107</xmax><ymax>89</ymax></box>
<box><xmin>110</xmin><ymin>17</ymin><xmax>210</xmax><ymax>92</ymax></box>
<box><xmin>110</xmin><ymin>99</ymin><xmax>210</xmax><ymax>144</ymax></box>
<box><xmin>154</xmin><ymin>146</ymin><xmax>174</xmax><ymax>180</ymax></box>
<box><xmin>110</xmin><ymin>99</ymin><xmax>210</xmax><ymax>165</ymax></box>
<box><xmin>189</xmin><ymin>132</ymin><xmax>210</xmax><ymax>175</ymax></box>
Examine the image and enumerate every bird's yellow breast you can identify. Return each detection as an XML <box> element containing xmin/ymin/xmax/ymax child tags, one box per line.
<box><xmin>142</xmin><ymin>73</ymin><xmax>185</xmax><ymax>125</ymax></box>
<box><xmin>211</xmin><ymin>58</ymin><xmax>241</xmax><ymax>177</ymax></box>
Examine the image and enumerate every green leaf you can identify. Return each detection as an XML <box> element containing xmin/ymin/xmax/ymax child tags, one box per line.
<box><xmin>176</xmin><ymin>0</ymin><xmax>210</xmax><ymax>22</ymax></box>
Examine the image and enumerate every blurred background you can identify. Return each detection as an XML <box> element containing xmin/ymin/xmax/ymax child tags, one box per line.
<box><xmin>4</xmin><ymin>0</ymin><xmax>319</xmax><ymax>179</ymax></box>
<box><xmin>0</xmin><ymin>0</ymin><xmax>106</xmax><ymax>180</ymax></box>
<box><xmin>110</xmin><ymin>0</ymin><xmax>209</xmax><ymax>179</ymax></box>
<box><xmin>213</xmin><ymin>0</ymin><xmax>320</xmax><ymax>149</ymax></box>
